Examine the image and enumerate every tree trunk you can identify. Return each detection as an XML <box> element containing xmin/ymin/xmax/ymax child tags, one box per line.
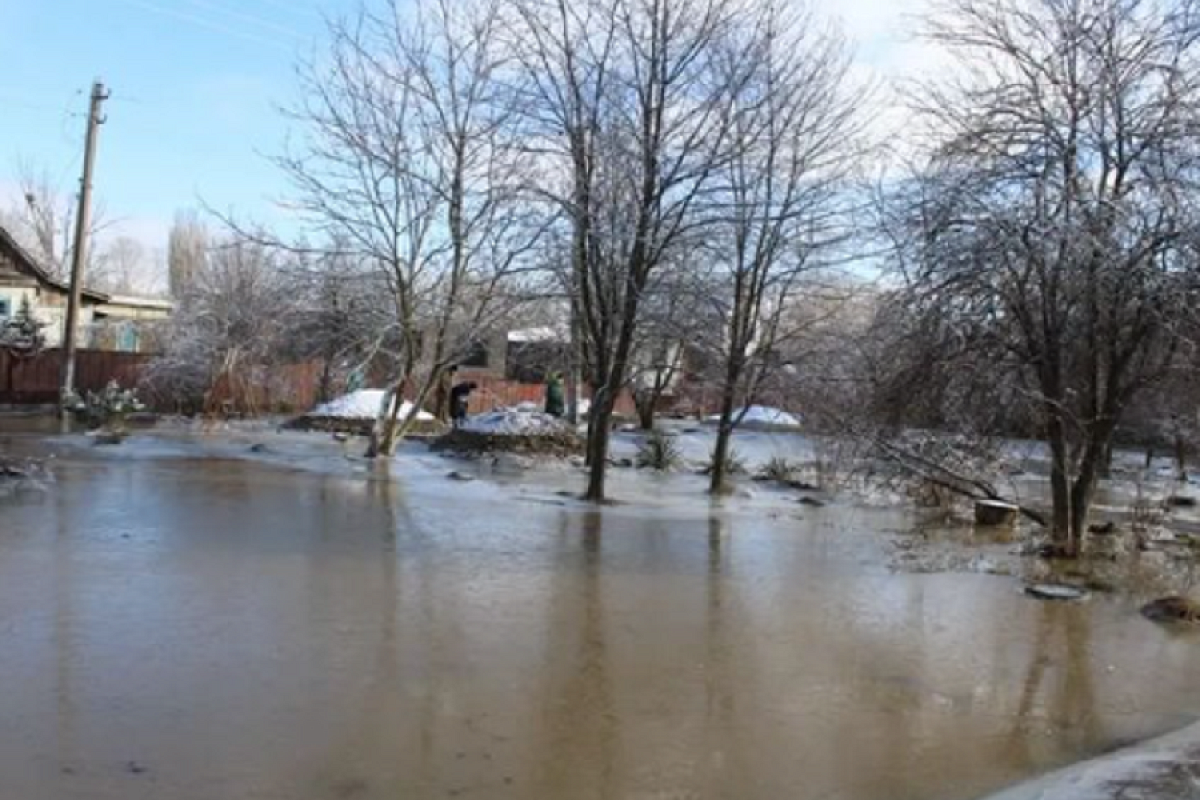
<box><xmin>585</xmin><ymin>387</ymin><xmax>615</xmax><ymax>501</ymax></box>
<box><xmin>635</xmin><ymin>390</ymin><xmax>655</xmax><ymax>431</ymax></box>
<box><xmin>433</xmin><ymin>371</ymin><xmax>452</xmax><ymax>424</ymax></box>
<box><xmin>372</xmin><ymin>386</ymin><xmax>405</xmax><ymax>457</ymax></box>
<box><xmin>1175</xmin><ymin>433</ymin><xmax>1187</xmax><ymax>482</ymax></box>
<box><xmin>709</xmin><ymin>389</ymin><xmax>737</xmax><ymax>495</ymax></box>
<box><xmin>1047</xmin><ymin>417</ymin><xmax>1074</xmax><ymax>552</ymax></box>
<box><xmin>1068</xmin><ymin>465</ymin><xmax>1098</xmax><ymax>554</ymax></box>
<box><xmin>317</xmin><ymin>357</ymin><xmax>333</xmax><ymax>405</ymax></box>
<box><xmin>1098</xmin><ymin>439</ymin><xmax>1113</xmax><ymax>480</ymax></box>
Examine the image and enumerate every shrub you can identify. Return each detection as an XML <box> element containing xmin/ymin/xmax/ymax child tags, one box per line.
<box><xmin>704</xmin><ymin>446</ymin><xmax>746</xmax><ymax>477</ymax></box>
<box><xmin>64</xmin><ymin>381</ymin><xmax>145</xmax><ymax>432</ymax></box>
<box><xmin>636</xmin><ymin>429</ymin><xmax>682</xmax><ymax>471</ymax></box>
<box><xmin>758</xmin><ymin>456</ymin><xmax>797</xmax><ymax>483</ymax></box>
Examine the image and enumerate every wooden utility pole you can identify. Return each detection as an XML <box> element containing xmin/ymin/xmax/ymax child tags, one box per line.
<box><xmin>61</xmin><ymin>79</ymin><xmax>109</xmax><ymax>415</ymax></box>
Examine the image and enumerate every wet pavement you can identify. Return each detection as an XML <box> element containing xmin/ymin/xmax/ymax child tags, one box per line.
<box><xmin>3</xmin><ymin>428</ymin><xmax>1200</xmax><ymax>799</ymax></box>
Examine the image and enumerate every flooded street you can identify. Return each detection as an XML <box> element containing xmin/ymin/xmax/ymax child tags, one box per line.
<box><xmin>3</xmin><ymin>433</ymin><xmax>1200</xmax><ymax>799</ymax></box>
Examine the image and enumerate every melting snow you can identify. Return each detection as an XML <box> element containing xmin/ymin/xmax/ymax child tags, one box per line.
<box><xmin>707</xmin><ymin>405</ymin><xmax>801</xmax><ymax>428</ymax></box>
<box><xmin>310</xmin><ymin>390</ymin><xmax>434</xmax><ymax>421</ymax></box>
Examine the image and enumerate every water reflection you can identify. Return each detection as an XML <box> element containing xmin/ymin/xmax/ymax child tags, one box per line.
<box><xmin>0</xmin><ymin>454</ymin><xmax>1198</xmax><ymax>799</ymax></box>
<box><xmin>1012</xmin><ymin>602</ymin><xmax>1102</xmax><ymax>759</ymax></box>
<box><xmin>536</xmin><ymin>510</ymin><xmax>616</xmax><ymax>797</ymax></box>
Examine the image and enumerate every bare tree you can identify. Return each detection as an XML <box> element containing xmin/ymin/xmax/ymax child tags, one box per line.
<box><xmin>888</xmin><ymin>0</ymin><xmax>1200</xmax><ymax>553</ymax></box>
<box><xmin>700</xmin><ymin>5</ymin><xmax>862</xmax><ymax>494</ymax></box>
<box><xmin>281</xmin><ymin>243</ymin><xmax>392</xmax><ymax>404</ymax></box>
<box><xmin>627</xmin><ymin>262</ymin><xmax>701</xmax><ymax>429</ymax></box>
<box><xmin>168</xmin><ymin>210</ymin><xmax>209</xmax><ymax>298</ymax></box>
<box><xmin>1</xmin><ymin>161</ymin><xmax>106</xmax><ymax>281</ymax></box>
<box><xmin>508</xmin><ymin>0</ymin><xmax>752</xmax><ymax>500</ymax></box>
<box><xmin>146</xmin><ymin>236</ymin><xmax>294</xmax><ymax>414</ymax></box>
<box><xmin>280</xmin><ymin>0</ymin><xmax>538</xmax><ymax>456</ymax></box>
<box><xmin>91</xmin><ymin>235</ymin><xmax>150</xmax><ymax>295</ymax></box>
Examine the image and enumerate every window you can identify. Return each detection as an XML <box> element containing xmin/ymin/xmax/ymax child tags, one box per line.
<box><xmin>0</xmin><ymin>296</ymin><xmax>10</xmax><ymax>319</ymax></box>
<box><xmin>117</xmin><ymin>324</ymin><xmax>140</xmax><ymax>353</ymax></box>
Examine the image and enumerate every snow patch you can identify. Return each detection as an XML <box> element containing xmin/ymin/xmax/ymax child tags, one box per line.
<box><xmin>507</xmin><ymin>327</ymin><xmax>559</xmax><ymax>343</ymax></box>
<box><xmin>461</xmin><ymin>410</ymin><xmax>571</xmax><ymax>436</ymax></box>
<box><xmin>981</xmin><ymin>721</ymin><xmax>1200</xmax><ymax>800</ymax></box>
<box><xmin>310</xmin><ymin>390</ymin><xmax>434</xmax><ymax>421</ymax></box>
<box><xmin>707</xmin><ymin>405</ymin><xmax>802</xmax><ymax>428</ymax></box>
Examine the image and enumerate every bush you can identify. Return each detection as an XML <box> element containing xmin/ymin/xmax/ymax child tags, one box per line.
<box><xmin>704</xmin><ymin>447</ymin><xmax>746</xmax><ymax>477</ymax></box>
<box><xmin>636</xmin><ymin>429</ymin><xmax>682</xmax><ymax>471</ymax></box>
<box><xmin>64</xmin><ymin>381</ymin><xmax>145</xmax><ymax>432</ymax></box>
<box><xmin>758</xmin><ymin>456</ymin><xmax>797</xmax><ymax>483</ymax></box>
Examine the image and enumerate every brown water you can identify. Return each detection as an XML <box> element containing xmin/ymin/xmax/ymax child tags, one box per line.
<box><xmin>2</xmin><ymin>432</ymin><xmax>1200</xmax><ymax>800</ymax></box>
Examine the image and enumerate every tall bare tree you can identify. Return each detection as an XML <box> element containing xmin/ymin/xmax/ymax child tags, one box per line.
<box><xmin>701</xmin><ymin>5</ymin><xmax>862</xmax><ymax>494</ymax></box>
<box><xmin>168</xmin><ymin>210</ymin><xmax>209</xmax><ymax>298</ymax></box>
<box><xmin>281</xmin><ymin>0</ymin><xmax>538</xmax><ymax>456</ymax></box>
<box><xmin>890</xmin><ymin>0</ymin><xmax>1200</xmax><ymax>553</ymax></box>
<box><xmin>508</xmin><ymin>0</ymin><xmax>752</xmax><ymax>500</ymax></box>
<box><xmin>92</xmin><ymin>235</ymin><xmax>151</xmax><ymax>295</ymax></box>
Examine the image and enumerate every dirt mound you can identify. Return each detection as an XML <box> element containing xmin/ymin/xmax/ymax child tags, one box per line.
<box><xmin>286</xmin><ymin>415</ymin><xmax>445</xmax><ymax>437</ymax></box>
<box><xmin>432</xmin><ymin>427</ymin><xmax>583</xmax><ymax>457</ymax></box>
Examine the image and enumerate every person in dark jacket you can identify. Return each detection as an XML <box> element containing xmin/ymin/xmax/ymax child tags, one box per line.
<box><xmin>449</xmin><ymin>381</ymin><xmax>477</xmax><ymax>428</ymax></box>
<box><xmin>544</xmin><ymin>371</ymin><xmax>565</xmax><ymax>417</ymax></box>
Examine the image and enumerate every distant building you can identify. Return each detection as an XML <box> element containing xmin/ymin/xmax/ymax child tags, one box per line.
<box><xmin>0</xmin><ymin>224</ymin><xmax>172</xmax><ymax>352</ymax></box>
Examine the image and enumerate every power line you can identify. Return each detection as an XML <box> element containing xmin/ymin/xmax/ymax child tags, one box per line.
<box><xmin>179</xmin><ymin>0</ymin><xmax>307</xmax><ymax>40</ymax></box>
<box><xmin>0</xmin><ymin>94</ymin><xmax>62</xmax><ymax>114</ymax></box>
<box><xmin>242</xmin><ymin>0</ymin><xmax>323</xmax><ymax>21</ymax></box>
<box><xmin>109</xmin><ymin>0</ymin><xmax>297</xmax><ymax>50</ymax></box>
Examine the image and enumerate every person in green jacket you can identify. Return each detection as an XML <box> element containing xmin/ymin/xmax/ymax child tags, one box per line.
<box><xmin>544</xmin><ymin>371</ymin><xmax>565</xmax><ymax>417</ymax></box>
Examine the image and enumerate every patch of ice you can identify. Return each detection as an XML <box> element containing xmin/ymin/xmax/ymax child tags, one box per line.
<box><xmin>310</xmin><ymin>389</ymin><xmax>434</xmax><ymax>421</ymax></box>
<box><xmin>707</xmin><ymin>405</ymin><xmax>801</xmax><ymax>428</ymax></box>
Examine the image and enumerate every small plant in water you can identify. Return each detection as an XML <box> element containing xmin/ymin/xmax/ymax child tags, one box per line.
<box><xmin>637</xmin><ymin>429</ymin><xmax>682</xmax><ymax>471</ymax></box>
<box><xmin>758</xmin><ymin>456</ymin><xmax>797</xmax><ymax>483</ymax></box>
<box><xmin>704</xmin><ymin>447</ymin><xmax>747</xmax><ymax>477</ymax></box>
<box><xmin>64</xmin><ymin>380</ymin><xmax>145</xmax><ymax>436</ymax></box>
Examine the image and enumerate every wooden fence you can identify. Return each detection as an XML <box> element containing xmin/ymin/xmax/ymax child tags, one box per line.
<box><xmin>460</xmin><ymin>372</ymin><xmax>636</xmax><ymax>415</ymax></box>
<box><xmin>0</xmin><ymin>349</ymin><xmax>152</xmax><ymax>405</ymax></box>
<box><xmin>0</xmin><ymin>348</ymin><xmax>639</xmax><ymax>418</ymax></box>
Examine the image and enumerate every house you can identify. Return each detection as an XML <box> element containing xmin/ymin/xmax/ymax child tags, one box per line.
<box><xmin>0</xmin><ymin>224</ymin><xmax>172</xmax><ymax>352</ymax></box>
<box><xmin>88</xmin><ymin>294</ymin><xmax>175</xmax><ymax>353</ymax></box>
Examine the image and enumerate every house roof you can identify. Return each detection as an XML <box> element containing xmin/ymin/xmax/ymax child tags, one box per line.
<box><xmin>0</xmin><ymin>223</ymin><xmax>110</xmax><ymax>304</ymax></box>
<box><xmin>101</xmin><ymin>294</ymin><xmax>175</xmax><ymax>311</ymax></box>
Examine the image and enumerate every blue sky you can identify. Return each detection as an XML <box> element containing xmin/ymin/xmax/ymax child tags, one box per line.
<box><xmin>0</xmin><ymin>0</ymin><xmax>337</xmax><ymax>249</ymax></box>
<box><xmin>0</xmin><ymin>0</ymin><xmax>930</xmax><ymax>258</ymax></box>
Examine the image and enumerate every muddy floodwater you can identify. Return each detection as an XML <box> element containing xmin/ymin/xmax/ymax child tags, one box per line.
<box><xmin>3</xmin><ymin>431</ymin><xmax>1200</xmax><ymax>800</ymax></box>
